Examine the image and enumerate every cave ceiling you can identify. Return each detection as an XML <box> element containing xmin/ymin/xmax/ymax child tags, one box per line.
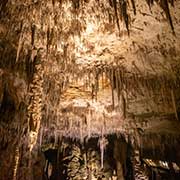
<box><xmin>0</xmin><ymin>0</ymin><xmax>180</xmax><ymax>140</ymax></box>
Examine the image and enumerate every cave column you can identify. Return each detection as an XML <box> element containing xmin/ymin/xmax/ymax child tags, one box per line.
<box><xmin>28</xmin><ymin>48</ymin><xmax>45</xmax><ymax>146</ymax></box>
<box><xmin>18</xmin><ymin>48</ymin><xmax>45</xmax><ymax>180</ymax></box>
<box><xmin>27</xmin><ymin>48</ymin><xmax>44</xmax><ymax>179</ymax></box>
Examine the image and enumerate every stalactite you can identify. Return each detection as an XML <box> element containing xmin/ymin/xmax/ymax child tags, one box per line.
<box><xmin>54</xmin><ymin>130</ymin><xmax>58</xmax><ymax>145</ymax></box>
<box><xmin>115</xmin><ymin>68</ymin><xmax>120</xmax><ymax>102</ymax></box>
<box><xmin>110</xmin><ymin>68</ymin><xmax>115</xmax><ymax>108</ymax></box>
<box><xmin>31</xmin><ymin>24</ymin><xmax>36</xmax><ymax>46</ymax></box>
<box><xmin>91</xmin><ymin>83</ymin><xmax>95</xmax><ymax>101</ymax></box>
<box><xmin>16</xmin><ymin>22</ymin><xmax>24</xmax><ymax>63</ymax></box>
<box><xmin>46</xmin><ymin>26</ymin><xmax>50</xmax><ymax>52</ymax></box>
<box><xmin>80</xmin><ymin>119</ymin><xmax>83</xmax><ymax>143</ymax></box>
<box><xmin>87</xmin><ymin>110</ymin><xmax>91</xmax><ymax>139</ymax></box>
<box><xmin>171</xmin><ymin>90</ymin><xmax>178</xmax><ymax>121</ymax></box>
<box><xmin>160</xmin><ymin>87</ymin><xmax>166</xmax><ymax>111</ymax></box>
<box><xmin>104</xmin><ymin>66</ymin><xmax>108</xmax><ymax>87</ymax></box>
<box><xmin>119</xmin><ymin>69</ymin><xmax>123</xmax><ymax>91</ymax></box>
<box><xmin>160</xmin><ymin>0</ymin><xmax>175</xmax><ymax>33</ymax></box>
<box><xmin>112</xmin><ymin>0</ymin><xmax>120</xmax><ymax>32</ymax></box>
<box><xmin>120</xmin><ymin>92</ymin><xmax>126</xmax><ymax>119</ymax></box>
<box><xmin>119</xmin><ymin>0</ymin><xmax>130</xmax><ymax>35</ymax></box>
<box><xmin>101</xmin><ymin>69</ymin><xmax>104</xmax><ymax>90</ymax></box>
<box><xmin>130</xmin><ymin>0</ymin><xmax>136</xmax><ymax>15</ymax></box>
<box><xmin>95</xmin><ymin>68</ymin><xmax>99</xmax><ymax>101</ymax></box>
<box><xmin>88</xmin><ymin>71</ymin><xmax>91</xmax><ymax>91</ymax></box>
<box><xmin>100</xmin><ymin>141</ymin><xmax>104</xmax><ymax>169</ymax></box>
<box><xmin>99</xmin><ymin>137</ymin><xmax>108</xmax><ymax>169</ymax></box>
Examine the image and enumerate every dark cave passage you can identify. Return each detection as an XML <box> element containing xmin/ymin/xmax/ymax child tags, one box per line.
<box><xmin>41</xmin><ymin>136</ymin><xmax>180</xmax><ymax>180</ymax></box>
<box><xmin>0</xmin><ymin>86</ymin><xmax>16</xmax><ymax>123</ymax></box>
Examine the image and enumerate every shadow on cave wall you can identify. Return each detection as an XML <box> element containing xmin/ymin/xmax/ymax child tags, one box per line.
<box><xmin>0</xmin><ymin>85</ymin><xmax>16</xmax><ymax>123</ymax></box>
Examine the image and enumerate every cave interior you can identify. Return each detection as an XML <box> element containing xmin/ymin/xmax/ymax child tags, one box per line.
<box><xmin>0</xmin><ymin>0</ymin><xmax>180</xmax><ymax>180</ymax></box>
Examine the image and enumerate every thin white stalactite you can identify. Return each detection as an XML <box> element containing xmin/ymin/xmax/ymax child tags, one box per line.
<box><xmin>110</xmin><ymin>68</ymin><xmax>115</xmax><ymax>108</ymax></box>
<box><xmin>80</xmin><ymin>118</ymin><xmax>83</xmax><ymax>143</ymax></box>
<box><xmin>100</xmin><ymin>123</ymin><xmax>105</xmax><ymax>169</ymax></box>
<box><xmin>95</xmin><ymin>68</ymin><xmax>99</xmax><ymax>101</ymax></box>
<box><xmin>115</xmin><ymin>68</ymin><xmax>120</xmax><ymax>101</ymax></box>
<box><xmin>100</xmin><ymin>142</ymin><xmax>104</xmax><ymax>169</ymax></box>
<box><xmin>87</xmin><ymin>109</ymin><xmax>91</xmax><ymax>139</ymax></box>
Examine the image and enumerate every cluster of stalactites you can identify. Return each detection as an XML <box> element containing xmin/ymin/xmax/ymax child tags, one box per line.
<box><xmin>108</xmin><ymin>0</ymin><xmax>175</xmax><ymax>34</ymax></box>
<box><xmin>146</xmin><ymin>0</ymin><xmax>175</xmax><ymax>32</ymax></box>
<box><xmin>59</xmin><ymin>0</ymin><xmax>175</xmax><ymax>34</ymax></box>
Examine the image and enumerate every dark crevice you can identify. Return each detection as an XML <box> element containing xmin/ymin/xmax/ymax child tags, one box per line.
<box><xmin>0</xmin><ymin>85</ymin><xmax>16</xmax><ymax>123</ymax></box>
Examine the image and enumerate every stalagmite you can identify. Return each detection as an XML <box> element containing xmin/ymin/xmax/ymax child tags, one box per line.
<box><xmin>13</xmin><ymin>146</ymin><xmax>20</xmax><ymax>180</ymax></box>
